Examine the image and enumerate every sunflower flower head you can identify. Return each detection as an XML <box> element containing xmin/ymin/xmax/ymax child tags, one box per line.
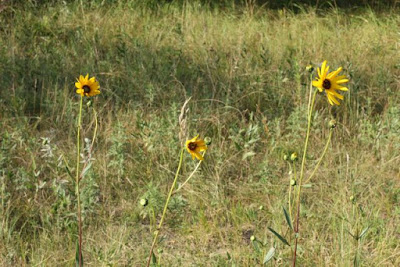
<box><xmin>75</xmin><ymin>74</ymin><xmax>100</xmax><ymax>97</ymax></box>
<box><xmin>185</xmin><ymin>135</ymin><xmax>207</xmax><ymax>161</ymax></box>
<box><xmin>312</xmin><ymin>60</ymin><xmax>349</xmax><ymax>106</ymax></box>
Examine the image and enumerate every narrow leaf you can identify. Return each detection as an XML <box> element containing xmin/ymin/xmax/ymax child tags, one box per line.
<box><xmin>267</xmin><ymin>227</ymin><xmax>290</xmax><ymax>246</ymax></box>
<box><xmin>359</xmin><ymin>226</ymin><xmax>369</xmax><ymax>239</ymax></box>
<box><xmin>263</xmin><ymin>246</ymin><xmax>275</xmax><ymax>264</ymax></box>
<box><xmin>345</xmin><ymin>229</ymin><xmax>356</xmax><ymax>240</ymax></box>
<box><xmin>151</xmin><ymin>251</ymin><xmax>157</xmax><ymax>264</ymax></box>
<box><xmin>65</xmin><ymin>166</ymin><xmax>74</xmax><ymax>180</ymax></box>
<box><xmin>81</xmin><ymin>162</ymin><xmax>92</xmax><ymax>178</ymax></box>
<box><xmin>282</xmin><ymin>207</ymin><xmax>293</xmax><ymax>230</ymax></box>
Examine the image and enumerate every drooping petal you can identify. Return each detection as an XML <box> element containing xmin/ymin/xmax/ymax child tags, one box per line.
<box><xmin>194</xmin><ymin>152</ymin><xmax>204</xmax><ymax>161</ymax></box>
<box><xmin>328</xmin><ymin>94</ymin><xmax>340</xmax><ymax>105</ymax></box>
<box><xmin>327</xmin><ymin>90</ymin><xmax>344</xmax><ymax>100</ymax></box>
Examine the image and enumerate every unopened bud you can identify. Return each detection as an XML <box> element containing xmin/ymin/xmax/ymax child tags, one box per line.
<box><xmin>306</xmin><ymin>64</ymin><xmax>314</xmax><ymax>73</ymax></box>
<box><xmin>290</xmin><ymin>152</ymin><xmax>298</xmax><ymax>162</ymax></box>
<box><xmin>204</xmin><ymin>137</ymin><xmax>212</xmax><ymax>146</ymax></box>
<box><xmin>283</xmin><ymin>154</ymin><xmax>289</xmax><ymax>161</ymax></box>
<box><xmin>140</xmin><ymin>198</ymin><xmax>148</xmax><ymax>207</ymax></box>
<box><xmin>329</xmin><ymin>119</ymin><xmax>337</xmax><ymax>129</ymax></box>
<box><xmin>290</xmin><ymin>179</ymin><xmax>296</xmax><ymax>186</ymax></box>
<box><xmin>250</xmin><ymin>235</ymin><xmax>256</xmax><ymax>241</ymax></box>
<box><xmin>86</xmin><ymin>100</ymin><xmax>93</xmax><ymax>107</ymax></box>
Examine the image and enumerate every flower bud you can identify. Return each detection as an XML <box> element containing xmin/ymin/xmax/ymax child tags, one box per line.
<box><xmin>329</xmin><ymin>119</ymin><xmax>337</xmax><ymax>129</ymax></box>
<box><xmin>290</xmin><ymin>152</ymin><xmax>298</xmax><ymax>162</ymax></box>
<box><xmin>283</xmin><ymin>154</ymin><xmax>289</xmax><ymax>161</ymax></box>
<box><xmin>250</xmin><ymin>235</ymin><xmax>256</xmax><ymax>241</ymax></box>
<box><xmin>140</xmin><ymin>198</ymin><xmax>148</xmax><ymax>207</ymax></box>
<box><xmin>290</xmin><ymin>179</ymin><xmax>296</xmax><ymax>186</ymax></box>
<box><xmin>204</xmin><ymin>137</ymin><xmax>212</xmax><ymax>146</ymax></box>
<box><xmin>86</xmin><ymin>100</ymin><xmax>93</xmax><ymax>108</ymax></box>
<box><xmin>306</xmin><ymin>64</ymin><xmax>314</xmax><ymax>73</ymax></box>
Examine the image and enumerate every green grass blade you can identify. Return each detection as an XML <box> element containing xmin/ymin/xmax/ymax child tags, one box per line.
<box><xmin>267</xmin><ymin>227</ymin><xmax>290</xmax><ymax>246</ymax></box>
<box><xmin>359</xmin><ymin>226</ymin><xmax>369</xmax><ymax>240</ymax></box>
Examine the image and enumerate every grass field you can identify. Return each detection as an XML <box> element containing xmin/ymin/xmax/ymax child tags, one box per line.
<box><xmin>0</xmin><ymin>0</ymin><xmax>399</xmax><ymax>266</ymax></box>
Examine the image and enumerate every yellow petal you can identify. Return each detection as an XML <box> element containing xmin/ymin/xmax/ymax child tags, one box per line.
<box><xmin>75</xmin><ymin>82</ymin><xmax>82</xmax><ymax>88</ymax></box>
<box><xmin>85</xmin><ymin>74</ymin><xmax>89</xmax><ymax>80</ymax></box>
<box><xmin>327</xmin><ymin>96</ymin><xmax>334</xmax><ymax>105</ymax></box>
<box><xmin>337</xmin><ymin>86</ymin><xmax>348</xmax><ymax>91</ymax></box>
<box><xmin>194</xmin><ymin>152</ymin><xmax>204</xmax><ymax>161</ymax></box>
<box><xmin>321</xmin><ymin>60</ymin><xmax>327</xmax><ymax>77</ymax></box>
<box><xmin>312</xmin><ymin>80</ymin><xmax>321</xmax><ymax>88</ymax></box>
<box><xmin>327</xmin><ymin>90</ymin><xmax>344</xmax><ymax>100</ymax></box>
<box><xmin>335</xmin><ymin>79</ymin><xmax>349</xmax><ymax>84</ymax></box>
<box><xmin>327</xmin><ymin>67</ymin><xmax>342</xmax><ymax>79</ymax></box>
<box><xmin>328</xmin><ymin>94</ymin><xmax>340</xmax><ymax>105</ymax></box>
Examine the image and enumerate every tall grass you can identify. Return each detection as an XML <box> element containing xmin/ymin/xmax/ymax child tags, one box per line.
<box><xmin>0</xmin><ymin>1</ymin><xmax>399</xmax><ymax>265</ymax></box>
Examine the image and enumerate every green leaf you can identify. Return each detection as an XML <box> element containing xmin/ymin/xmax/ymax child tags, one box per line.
<box><xmin>263</xmin><ymin>246</ymin><xmax>275</xmax><ymax>264</ymax></box>
<box><xmin>242</xmin><ymin>151</ymin><xmax>256</xmax><ymax>160</ymax></box>
<box><xmin>81</xmin><ymin>162</ymin><xmax>92</xmax><ymax>178</ymax></box>
<box><xmin>151</xmin><ymin>251</ymin><xmax>157</xmax><ymax>264</ymax></box>
<box><xmin>345</xmin><ymin>229</ymin><xmax>356</xmax><ymax>240</ymax></box>
<box><xmin>359</xmin><ymin>226</ymin><xmax>369</xmax><ymax>240</ymax></box>
<box><xmin>282</xmin><ymin>207</ymin><xmax>293</xmax><ymax>230</ymax></box>
<box><xmin>267</xmin><ymin>227</ymin><xmax>290</xmax><ymax>246</ymax></box>
<box><xmin>65</xmin><ymin>166</ymin><xmax>74</xmax><ymax>180</ymax></box>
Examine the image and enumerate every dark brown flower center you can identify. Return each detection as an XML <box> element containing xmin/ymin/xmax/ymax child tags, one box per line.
<box><xmin>322</xmin><ymin>79</ymin><xmax>331</xmax><ymax>90</ymax></box>
<box><xmin>83</xmin><ymin>85</ymin><xmax>91</xmax><ymax>93</ymax></box>
<box><xmin>188</xmin><ymin>142</ymin><xmax>197</xmax><ymax>151</ymax></box>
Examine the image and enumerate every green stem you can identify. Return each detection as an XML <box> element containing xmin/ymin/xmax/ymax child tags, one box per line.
<box><xmin>288</xmin><ymin>162</ymin><xmax>297</xmax><ymax>223</ymax></box>
<box><xmin>304</xmin><ymin>129</ymin><xmax>333</xmax><ymax>184</ymax></box>
<box><xmin>293</xmin><ymin>76</ymin><xmax>318</xmax><ymax>267</ymax></box>
<box><xmin>76</xmin><ymin>95</ymin><xmax>83</xmax><ymax>267</ymax></box>
<box><xmin>90</xmin><ymin>107</ymin><xmax>98</xmax><ymax>149</ymax></box>
<box><xmin>146</xmin><ymin>148</ymin><xmax>185</xmax><ymax>267</ymax></box>
<box><xmin>174</xmin><ymin>151</ymin><xmax>206</xmax><ymax>194</ymax></box>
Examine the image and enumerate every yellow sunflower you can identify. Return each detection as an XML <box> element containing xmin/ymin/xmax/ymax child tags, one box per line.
<box><xmin>75</xmin><ymin>74</ymin><xmax>100</xmax><ymax>97</ymax></box>
<box><xmin>185</xmin><ymin>135</ymin><xmax>207</xmax><ymax>160</ymax></box>
<box><xmin>312</xmin><ymin>60</ymin><xmax>349</xmax><ymax>105</ymax></box>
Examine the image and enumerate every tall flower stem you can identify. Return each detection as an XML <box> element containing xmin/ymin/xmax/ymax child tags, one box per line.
<box><xmin>173</xmin><ymin>151</ymin><xmax>206</xmax><ymax>194</ymax></box>
<box><xmin>288</xmin><ymin>162</ymin><xmax>297</xmax><ymax>222</ymax></box>
<box><xmin>292</xmin><ymin>77</ymin><xmax>318</xmax><ymax>267</ymax></box>
<box><xmin>146</xmin><ymin>148</ymin><xmax>185</xmax><ymax>267</ymax></box>
<box><xmin>75</xmin><ymin>95</ymin><xmax>83</xmax><ymax>267</ymax></box>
